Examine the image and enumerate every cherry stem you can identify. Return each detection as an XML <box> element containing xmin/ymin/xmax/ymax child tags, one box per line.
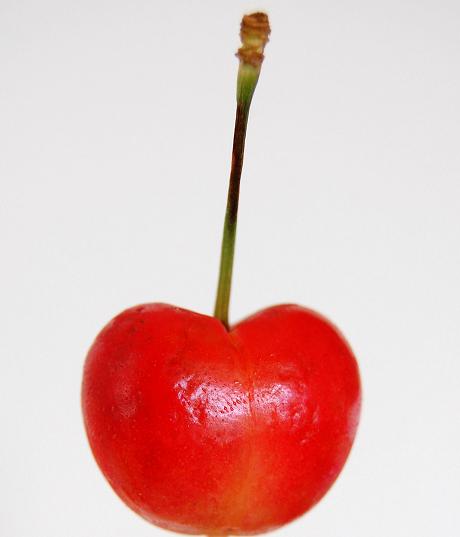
<box><xmin>213</xmin><ymin>13</ymin><xmax>270</xmax><ymax>329</ymax></box>
<box><xmin>213</xmin><ymin>96</ymin><xmax>250</xmax><ymax>329</ymax></box>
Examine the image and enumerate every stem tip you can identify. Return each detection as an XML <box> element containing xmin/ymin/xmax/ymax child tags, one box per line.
<box><xmin>237</xmin><ymin>12</ymin><xmax>271</xmax><ymax>68</ymax></box>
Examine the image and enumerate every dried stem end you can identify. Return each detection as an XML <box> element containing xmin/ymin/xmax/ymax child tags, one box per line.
<box><xmin>237</xmin><ymin>12</ymin><xmax>271</xmax><ymax>68</ymax></box>
<box><xmin>235</xmin><ymin>12</ymin><xmax>270</xmax><ymax>105</ymax></box>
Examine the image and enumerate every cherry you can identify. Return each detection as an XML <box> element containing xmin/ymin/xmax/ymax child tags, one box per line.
<box><xmin>82</xmin><ymin>13</ymin><xmax>361</xmax><ymax>535</ymax></box>
<box><xmin>83</xmin><ymin>303</ymin><xmax>360</xmax><ymax>534</ymax></box>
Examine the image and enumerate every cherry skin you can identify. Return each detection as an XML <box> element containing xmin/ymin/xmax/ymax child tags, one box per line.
<box><xmin>82</xmin><ymin>303</ymin><xmax>361</xmax><ymax>535</ymax></box>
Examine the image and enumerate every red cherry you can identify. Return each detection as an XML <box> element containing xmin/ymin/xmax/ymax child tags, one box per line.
<box><xmin>82</xmin><ymin>303</ymin><xmax>361</xmax><ymax>535</ymax></box>
<box><xmin>82</xmin><ymin>14</ymin><xmax>362</xmax><ymax>533</ymax></box>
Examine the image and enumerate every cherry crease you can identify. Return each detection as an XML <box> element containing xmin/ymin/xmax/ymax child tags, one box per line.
<box><xmin>82</xmin><ymin>303</ymin><xmax>361</xmax><ymax>535</ymax></box>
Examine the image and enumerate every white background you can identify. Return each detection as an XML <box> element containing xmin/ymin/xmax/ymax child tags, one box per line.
<box><xmin>1</xmin><ymin>1</ymin><xmax>459</xmax><ymax>535</ymax></box>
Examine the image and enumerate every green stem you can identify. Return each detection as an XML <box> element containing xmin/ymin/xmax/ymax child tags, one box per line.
<box><xmin>213</xmin><ymin>64</ymin><xmax>262</xmax><ymax>328</ymax></box>
<box><xmin>213</xmin><ymin>12</ymin><xmax>270</xmax><ymax>328</ymax></box>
